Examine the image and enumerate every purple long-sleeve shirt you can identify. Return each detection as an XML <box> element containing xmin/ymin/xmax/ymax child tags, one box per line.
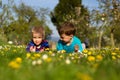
<box><xmin>26</xmin><ymin>40</ymin><xmax>49</xmax><ymax>52</ymax></box>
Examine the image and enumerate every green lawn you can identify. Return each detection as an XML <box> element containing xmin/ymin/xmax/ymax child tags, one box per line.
<box><xmin>0</xmin><ymin>45</ymin><xmax>120</xmax><ymax>80</ymax></box>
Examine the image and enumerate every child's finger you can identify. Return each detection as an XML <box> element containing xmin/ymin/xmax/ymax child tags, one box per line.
<box><xmin>30</xmin><ymin>46</ymin><xmax>33</xmax><ymax>50</ymax></box>
<box><xmin>33</xmin><ymin>46</ymin><xmax>36</xmax><ymax>49</ymax></box>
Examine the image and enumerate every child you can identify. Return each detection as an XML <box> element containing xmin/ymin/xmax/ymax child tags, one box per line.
<box><xmin>56</xmin><ymin>22</ymin><xmax>83</xmax><ymax>53</ymax></box>
<box><xmin>26</xmin><ymin>26</ymin><xmax>49</xmax><ymax>52</ymax></box>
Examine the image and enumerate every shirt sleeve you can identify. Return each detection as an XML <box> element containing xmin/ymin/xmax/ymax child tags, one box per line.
<box><xmin>74</xmin><ymin>37</ymin><xmax>83</xmax><ymax>52</ymax></box>
<box><xmin>41</xmin><ymin>40</ymin><xmax>49</xmax><ymax>49</ymax></box>
<box><xmin>44</xmin><ymin>41</ymin><xmax>49</xmax><ymax>48</ymax></box>
<box><xmin>56</xmin><ymin>40</ymin><xmax>63</xmax><ymax>51</ymax></box>
<box><xmin>78</xmin><ymin>40</ymin><xmax>83</xmax><ymax>52</ymax></box>
<box><xmin>26</xmin><ymin>42</ymin><xmax>34</xmax><ymax>52</ymax></box>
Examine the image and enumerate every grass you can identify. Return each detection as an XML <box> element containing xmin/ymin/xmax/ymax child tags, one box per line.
<box><xmin>0</xmin><ymin>45</ymin><xmax>120</xmax><ymax>80</ymax></box>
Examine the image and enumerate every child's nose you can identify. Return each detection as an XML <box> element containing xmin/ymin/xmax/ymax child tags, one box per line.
<box><xmin>36</xmin><ymin>38</ymin><xmax>39</xmax><ymax>41</ymax></box>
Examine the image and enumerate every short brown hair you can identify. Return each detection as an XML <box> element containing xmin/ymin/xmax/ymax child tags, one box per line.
<box><xmin>58</xmin><ymin>22</ymin><xmax>76</xmax><ymax>35</ymax></box>
<box><xmin>32</xmin><ymin>26</ymin><xmax>45</xmax><ymax>38</ymax></box>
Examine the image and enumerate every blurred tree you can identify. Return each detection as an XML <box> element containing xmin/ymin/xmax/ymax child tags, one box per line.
<box><xmin>90</xmin><ymin>0</ymin><xmax>120</xmax><ymax>48</ymax></box>
<box><xmin>50</xmin><ymin>0</ymin><xmax>94</xmax><ymax>42</ymax></box>
<box><xmin>97</xmin><ymin>0</ymin><xmax>120</xmax><ymax>48</ymax></box>
<box><xmin>0</xmin><ymin>0</ymin><xmax>14</xmax><ymax>43</ymax></box>
<box><xmin>0</xmin><ymin>1</ymin><xmax>52</xmax><ymax>45</ymax></box>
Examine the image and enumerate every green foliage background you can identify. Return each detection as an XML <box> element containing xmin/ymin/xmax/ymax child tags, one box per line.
<box><xmin>0</xmin><ymin>1</ymin><xmax>52</xmax><ymax>45</ymax></box>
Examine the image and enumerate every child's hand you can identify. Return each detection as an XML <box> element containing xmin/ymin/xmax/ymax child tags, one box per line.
<box><xmin>40</xmin><ymin>48</ymin><xmax>45</xmax><ymax>52</ymax></box>
<box><xmin>74</xmin><ymin>45</ymin><xmax>79</xmax><ymax>52</ymax></box>
<box><xmin>30</xmin><ymin>46</ymin><xmax>36</xmax><ymax>52</ymax></box>
<box><xmin>74</xmin><ymin>45</ymin><xmax>82</xmax><ymax>53</ymax></box>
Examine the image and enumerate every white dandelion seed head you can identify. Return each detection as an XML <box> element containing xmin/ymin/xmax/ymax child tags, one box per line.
<box><xmin>37</xmin><ymin>59</ymin><xmax>42</xmax><ymax>65</ymax></box>
<box><xmin>42</xmin><ymin>54</ymin><xmax>48</xmax><ymax>60</ymax></box>
<box><xmin>0</xmin><ymin>46</ymin><xmax>3</xmax><ymax>49</ymax></box>
<box><xmin>65</xmin><ymin>59</ymin><xmax>71</xmax><ymax>64</ymax></box>
<box><xmin>51</xmin><ymin>53</ymin><xmax>55</xmax><ymax>56</ymax></box>
<box><xmin>71</xmin><ymin>57</ymin><xmax>74</xmax><ymax>60</ymax></box>
<box><xmin>32</xmin><ymin>60</ymin><xmax>37</xmax><ymax>66</ymax></box>
<box><xmin>8</xmin><ymin>41</ymin><xmax>13</xmax><ymax>44</ymax></box>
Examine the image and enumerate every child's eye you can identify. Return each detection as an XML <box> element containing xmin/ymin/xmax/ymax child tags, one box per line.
<box><xmin>33</xmin><ymin>37</ymin><xmax>36</xmax><ymax>38</ymax></box>
<box><xmin>38</xmin><ymin>37</ymin><xmax>42</xmax><ymax>38</ymax></box>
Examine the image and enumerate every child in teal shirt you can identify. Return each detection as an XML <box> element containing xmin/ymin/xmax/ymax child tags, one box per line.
<box><xmin>57</xmin><ymin>22</ymin><xmax>83</xmax><ymax>53</ymax></box>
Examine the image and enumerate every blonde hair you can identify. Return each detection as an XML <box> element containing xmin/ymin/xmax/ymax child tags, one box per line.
<box><xmin>31</xmin><ymin>26</ymin><xmax>45</xmax><ymax>39</ymax></box>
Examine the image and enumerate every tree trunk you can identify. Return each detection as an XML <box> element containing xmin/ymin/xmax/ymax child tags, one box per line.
<box><xmin>98</xmin><ymin>31</ymin><xmax>102</xmax><ymax>49</ymax></box>
<box><xmin>110</xmin><ymin>32</ymin><xmax>115</xmax><ymax>48</ymax></box>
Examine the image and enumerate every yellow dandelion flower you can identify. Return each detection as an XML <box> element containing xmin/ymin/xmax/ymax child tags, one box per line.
<box><xmin>87</xmin><ymin>51</ymin><xmax>92</xmax><ymax>55</ymax></box>
<box><xmin>61</xmin><ymin>50</ymin><xmax>66</xmax><ymax>53</ymax></box>
<box><xmin>31</xmin><ymin>56</ymin><xmax>36</xmax><ymax>60</ymax></box>
<box><xmin>34</xmin><ymin>53</ymin><xmax>41</xmax><ymax>58</ymax></box>
<box><xmin>76</xmin><ymin>72</ymin><xmax>93</xmax><ymax>80</ymax></box>
<box><xmin>69</xmin><ymin>53</ymin><xmax>72</xmax><ymax>57</ymax></box>
<box><xmin>88</xmin><ymin>56</ymin><xmax>95</xmax><ymax>62</ymax></box>
<box><xmin>26</xmin><ymin>53</ymin><xmax>31</xmax><ymax>59</ymax></box>
<box><xmin>5</xmin><ymin>48</ymin><xmax>9</xmax><ymax>51</ymax></box>
<box><xmin>46</xmin><ymin>57</ymin><xmax>52</xmax><ymax>62</ymax></box>
<box><xmin>83</xmin><ymin>49</ymin><xmax>88</xmax><ymax>53</ymax></box>
<box><xmin>111</xmin><ymin>52</ymin><xmax>117</xmax><ymax>55</ymax></box>
<box><xmin>75</xmin><ymin>55</ymin><xmax>79</xmax><ymax>59</ymax></box>
<box><xmin>57</xmin><ymin>50</ymin><xmax>66</xmax><ymax>53</ymax></box>
<box><xmin>115</xmin><ymin>48</ymin><xmax>119</xmax><ymax>50</ymax></box>
<box><xmin>48</xmin><ymin>51</ymin><xmax>53</xmax><ymax>55</ymax></box>
<box><xmin>45</xmin><ymin>48</ymin><xmax>50</xmax><ymax>51</ymax></box>
<box><xmin>117</xmin><ymin>55</ymin><xmax>120</xmax><ymax>58</ymax></box>
<box><xmin>59</xmin><ymin>55</ymin><xmax>64</xmax><ymax>59</ymax></box>
<box><xmin>112</xmin><ymin>56</ymin><xmax>116</xmax><ymax>60</ymax></box>
<box><xmin>8</xmin><ymin>61</ymin><xmax>20</xmax><ymax>69</ymax></box>
<box><xmin>96</xmin><ymin>55</ymin><xmax>103</xmax><ymax>61</ymax></box>
<box><xmin>13</xmin><ymin>49</ymin><xmax>17</xmax><ymax>53</ymax></box>
<box><xmin>15</xmin><ymin>57</ymin><xmax>22</xmax><ymax>63</ymax></box>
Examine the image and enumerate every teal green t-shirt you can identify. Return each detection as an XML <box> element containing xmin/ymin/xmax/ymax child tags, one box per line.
<box><xmin>56</xmin><ymin>36</ymin><xmax>83</xmax><ymax>53</ymax></box>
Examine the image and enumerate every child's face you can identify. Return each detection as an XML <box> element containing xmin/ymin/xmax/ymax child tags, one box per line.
<box><xmin>60</xmin><ymin>34</ymin><xmax>73</xmax><ymax>43</ymax></box>
<box><xmin>32</xmin><ymin>33</ymin><xmax>43</xmax><ymax>45</ymax></box>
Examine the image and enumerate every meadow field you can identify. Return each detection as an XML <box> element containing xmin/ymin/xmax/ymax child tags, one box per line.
<box><xmin>0</xmin><ymin>45</ymin><xmax>120</xmax><ymax>80</ymax></box>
